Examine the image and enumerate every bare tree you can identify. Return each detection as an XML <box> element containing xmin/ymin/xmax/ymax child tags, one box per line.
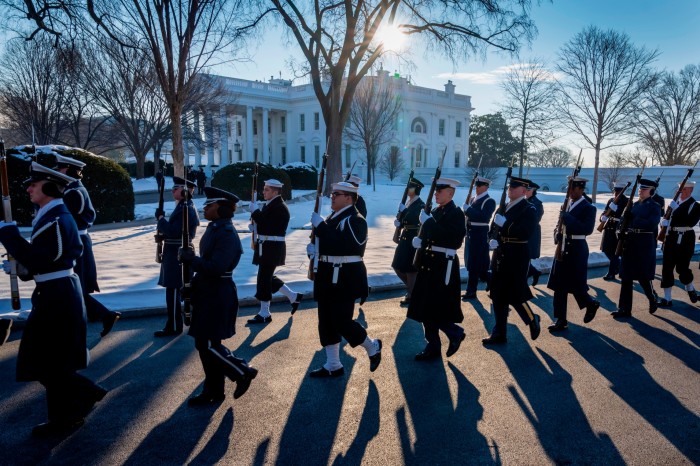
<box><xmin>634</xmin><ymin>64</ymin><xmax>700</xmax><ymax>166</ymax></box>
<box><xmin>499</xmin><ymin>59</ymin><xmax>558</xmax><ymax>176</ymax></box>
<box><xmin>527</xmin><ymin>146</ymin><xmax>573</xmax><ymax>168</ymax></box>
<box><xmin>245</xmin><ymin>0</ymin><xmax>538</xmax><ymax>191</ymax></box>
<box><xmin>378</xmin><ymin>145</ymin><xmax>406</xmax><ymax>181</ymax></box>
<box><xmin>599</xmin><ymin>149</ymin><xmax>628</xmax><ymax>191</ymax></box>
<box><xmin>344</xmin><ymin>76</ymin><xmax>402</xmax><ymax>190</ymax></box>
<box><xmin>556</xmin><ymin>26</ymin><xmax>659</xmax><ymax>201</ymax></box>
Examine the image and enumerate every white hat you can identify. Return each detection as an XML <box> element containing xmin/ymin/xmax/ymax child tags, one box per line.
<box><xmin>25</xmin><ymin>161</ymin><xmax>76</xmax><ymax>186</ymax></box>
<box><xmin>476</xmin><ymin>176</ymin><xmax>491</xmax><ymax>185</ymax></box>
<box><xmin>54</xmin><ymin>154</ymin><xmax>86</xmax><ymax>169</ymax></box>
<box><xmin>264</xmin><ymin>179</ymin><xmax>284</xmax><ymax>188</ymax></box>
<box><xmin>613</xmin><ymin>181</ymin><xmax>628</xmax><ymax>189</ymax></box>
<box><xmin>681</xmin><ymin>181</ymin><xmax>696</xmax><ymax>188</ymax></box>
<box><xmin>331</xmin><ymin>181</ymin><xmax>358</xmax><ymax>193</ymax></box>
<box><xmin>433</xmin><ymin>177</ymin><xmax>460</xmax><ymax>188</ymax></box>
<box><xmin>348</xmin><ymin>175</ymin><xmax>362</xmax><ymax>185</ymax></box>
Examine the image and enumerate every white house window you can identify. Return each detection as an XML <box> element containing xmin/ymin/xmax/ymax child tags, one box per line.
<box><xmin>412</xmin><ymin>144</ymin><xmax>424</xmax><ymax>168</ymax></box>
<box><xmin>454</xmin><ymin>151</ymin><xmax>460</xmax><ymax>168</ymax></box>
<box><xmin>300</xmin><ymin>145</ymin><xmax>306</xmax><ymax>163</ymax></box>
<box><xmin>268</xmin><ymin>118</ymin><xmax>271</xmax><ymax>133</ymax></box>
<box><xmin>345</xmin><ymin>144</ymin><xmax>351</xmax><ymax>168</ymax></box>
<box><xmin>314</xmin><ymin>112</ymin><xmax>320</xmax><ymax>130</ymax></box>
<box><xmin>281</xmin><ymin>146</ymin><xmax>286</xmax><ymax>165</ymax></box>
<box><xmin>456</xmin><ymin>121</ymin><xmax>462</xmax><ymax>138</ymax></box>
<box><xmin>237</xmin><ymin>121</ymin><xmax>242</xmax><ymax>137</ymax></box>
<box><xmin>281</xmin><ymin>116</ymin><xmax>286</xmax><ymax>133</ymax></box>
<box><xmin>253</xmin><ymin>119</ymin><xmax>258</xmax><ymax>135</ymax></box>
<box><xmin>411</xmin><ymin>117</ymin><xmax>427</xmax><ymax>134</ymax></box>
<box><xmin>314</xmin><ymin>145</ymin><xmax>320</xmax><ymax>167</ymax></box>
<box><xmin>300</xmin><ymin>114</ymin><xmax>305</xmax><ymax>132</ymax></box>
<box><xmin>439</xmin><ymin>119</ymin><xmax>445</xmax><ymax>136</ymax></box>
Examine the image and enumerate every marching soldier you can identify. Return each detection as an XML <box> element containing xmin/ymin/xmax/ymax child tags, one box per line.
<box><xmin>247</xmin><ymin>179</ymin><xmax>303</xmax><ymax>324</ymax></box>
<box><xmin>462</xmin><ymin>176</ymin><xmax>495</xmax><ymax>300</ymax></box>
<box><xmin>525</xmin><ymin>181</ymin><xmax>544</xmax><ymax>286</ymax></box>
<box><xmin>408</xmin><ymin>178</ymin><xmax>467</xmax><ymax>360</ymax></box>
<box><xmin>658</xmin><ymin>181</ymin><xmax>700</xmax><ymax>307</ymax></box>
<box><xmin>547</xmin><ymin>177</ymin><xmax>600</xmax><ymax>331</ymax></box>
<box><xmin>483</xmin><ymin>177</ymin><xmax>541</xmax><ymax>345</ymax></box>
<box><xmin>613</xmin><ymin>179</ymin><xmax>662</xmax><ymax>318</ymax></box>
<box><xmin>54</xmin><ymin>155</ymin><xmax>121</xmax><ymax>337</ymax></box>
<box><xmin>306</xmin><ymin>181</ymin><xmax>382</xmax><ymax>377</ymax></box>
<box><xmin>0</xmin><ymin>163</ymin><xmax>107</xmax><ymax>437</ymax></box>
<box><xmin>178</xmin><ymin>187</ymin><xmax>257</xmax><ymax>404</ymax></box>
<box><xmin>391</xmin><ymin>177</ymin><xmax>425</xmax><ymax>306</ymax></box>
<box><xmin>600</xmin><ymin>181</ymin><xmax>629</xmax><ymax>280</ymax></box>
<box><xmin>154</xmin><ymin>176</ymin><xmax>200</xmax><ymax>337</ymax></box>
<box><xmin>347</xmin><ymin>175</ymin><xmax>367</xmax><ymax>218</ymax></box>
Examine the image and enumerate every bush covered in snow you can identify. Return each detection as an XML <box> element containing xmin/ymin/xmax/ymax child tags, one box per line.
<box><xmin>280</xmin><ymin>162</ymin><xmax>318</xmax><ymax>190</ymax></box>
<box><xmin>211</xmin><ymin>162</ymin><xmax>292</xmax><ymax>201</ymax></box>
<box><xmin>4</xmin><ymin>145</ymin><xmax>134</xmax><ymax>225</ymax></box>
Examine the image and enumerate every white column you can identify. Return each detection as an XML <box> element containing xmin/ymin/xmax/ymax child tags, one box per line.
<box><xmin>286</xmin><ymin>110</ymin><xmax>293</xmax><ymax>161</ymax></box>
<box><xmin>220</xmin><ymin>106</ymin><xmax>229</xmax><ymax>166</ymax></box>
<box><xmin>262</xmin><ymin>107</ymin><xmax>270</xmax><ymax>164</ymax></box>
<box><xmin>193</xmin><ymin>111</ymin><xmax>202</xmax><ymax>169</ymax></box>
<box><xmin>447</xmin><ymin>115</ymin><xmax>454</xmax><ymax>168</ymax></box>
<box><xmin>246</xmin><ymin>105</ymin><xmax>254</xmax><ymax>162</ymax></box>
<box><xmin>205</xmin><ymin>112</ymin><xmax>214</xmax><ymax>174</ymax></box>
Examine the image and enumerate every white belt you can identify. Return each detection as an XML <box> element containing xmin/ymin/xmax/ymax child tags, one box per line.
<box><xmin>34</xmin><ymin>268</ymin><xmax>74</xmax><ymax>283</ymax></box>
<box><xmin>671</xmin><ymin>226</ymin><xmax>693</xmax><ymax>232</ymax></box>
<box><xmin>567</xmin><ymin>235</ymin><xmax>587</xmax><ymax>240</ymax></box>
<box><xmin>468</xmin><ymin>222</ymin><xmax>489</xmax><ymax>227</ymax></box>
<box><xmin>78</xmin><ymin>229</ymin><xmax>89</xmax><ymax>235</ymax></box>
<box><xmin>428</xmin><ymin>246</ymin><xmax>457</xmax><ymax>286</ymax></box>
<box><xmin>319</xmin><ymin>255</ymin><xmax>363</xmax><ymax>284</ymax></box>
<box><xmin>257</xmin><ymin>235</ymin><xmax>285</xmax><ymax>241</ymax></box>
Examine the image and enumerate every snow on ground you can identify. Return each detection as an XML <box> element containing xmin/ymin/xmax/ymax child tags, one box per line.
<box><xmin>1</xmin><ymin>182</ymin><xmax>675</xmax><ymax>317</ymax></box>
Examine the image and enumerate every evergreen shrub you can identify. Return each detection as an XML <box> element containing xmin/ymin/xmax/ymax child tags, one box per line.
<box><xmin>211</xmin><ymin>162</ymin><xmax>292</xmax><ymax>201</ymax></box>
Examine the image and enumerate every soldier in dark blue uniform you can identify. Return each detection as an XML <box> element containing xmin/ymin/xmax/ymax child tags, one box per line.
<box><xmin>391</xmin><ymin>177</ymin><xmax>425</xmax><ymax>306</ymax></box>
<box><xmin>546</xmin><ymin>177</ymin><xmax>600</xmax><ymax>331</ymax></box>
<box><xmin>247</xmin><ymin>179</ymin><xmax>303</xmax><ymax>324</ymax></box>
<box><xmin>600</xmin><ymin>181</ymin><xmax>629</xmax><ymax>280</ymax></box>
<box><xmin>462</xmin><ymin>176</ymin><xmax>495</xmax><ymax>299</ymax></box>
<box><xmin>658</xmin><ymin>181</ymin><xmax>700</xmax><ymax>307</ymax></box>
<box><xmin>54</xmin><ymin>155</ymin><xmax>121</xmax><ymax>337</ymax></box>
<box><xmin>525</xmin><ymin>182</ymin><xmax>544</xmax><ymax>285</ymax></box>
<box><xmin>154</xmin><ymin>176</ymin><xmax>200</xmax><ymax>337</ymax></box>
<box><xmin>483</xmin><ymin>177</ymin><xmax>541</xmax><ymax>345</ymax></box>
<box><xmin>0</xmin><ymin>163</ymin><xmax>107</xmax><ymax>437</ymax></box>
<box><xmin>307</xmin><ymin>181</ymin><xmax>382</xmax><ymax>377</ymax></box>
<box><xmin>347</xmin><ymin>175</ymin><xmax>367</xmax><ymax>218</ymax></box>
<box><xmin>179</xmin><ymin>187</ymin><xmax>257</xmax><ymax>404</ymax></box>
<box><xmin>408</xmin><ymin>178</ymin><xmax>467</xmax><ymax>360</ymax></box>
<box><xmin>613</xmin><ymin>179</ymin><xmax>662</xmax><ymax>318</ymax></box>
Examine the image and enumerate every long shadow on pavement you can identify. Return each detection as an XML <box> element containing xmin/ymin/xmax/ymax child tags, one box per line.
<box><xmin>331</xmin><ymin>380</ymin><xmax>380</xmax><ymax>465</ymax></box>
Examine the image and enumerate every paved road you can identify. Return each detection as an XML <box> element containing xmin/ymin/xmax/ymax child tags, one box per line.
<box><xmin>1</xmin><ymin>266</ymin><xmax>699</xmax><ymax>465</ymax></box>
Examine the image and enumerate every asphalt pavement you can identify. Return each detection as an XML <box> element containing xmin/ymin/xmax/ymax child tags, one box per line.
<box><xmin>0</xmin><ymin>264</ymin><xmax>699</xmax><ymax>465</ymax></box>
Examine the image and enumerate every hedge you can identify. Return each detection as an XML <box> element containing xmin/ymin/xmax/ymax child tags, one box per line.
<box><xmin>3</xmin><ymin>145</ymin><xmax>134</xmax><ymax>226</ymax></box>
<box><xmin>280</xmin><ymin>162</ymin><xmax>318</xmax><ymax>190</ymax></box>
<box><xmin>211</xmin><ymin>162</ymin><xmax>293</xmax><ymax>201</ymax></box>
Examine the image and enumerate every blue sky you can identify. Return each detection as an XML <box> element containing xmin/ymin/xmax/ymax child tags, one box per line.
<box><xmin>223</xmin><ymin>0</ymin><xmax>700</xmax><ymax>165</ymax></box>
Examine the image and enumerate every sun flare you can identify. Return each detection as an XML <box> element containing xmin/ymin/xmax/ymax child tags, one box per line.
<box><xmin>376</xmin><ymin>24</ymin><xmax>406</xmax><ymax>52</ymax></box>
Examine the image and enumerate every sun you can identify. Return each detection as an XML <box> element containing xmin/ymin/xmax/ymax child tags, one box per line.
<box><xmin>375</xmin><ymin>24</ymin><xmax>406</xmax><ymax>52</ymax></box>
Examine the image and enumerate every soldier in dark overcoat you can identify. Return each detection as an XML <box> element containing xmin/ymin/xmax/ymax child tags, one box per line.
<box><xmin>546</xmin><ymin>178</ymin><xmax>600</xmax><ymax>331</ymax></box>
<box><xmin>408</xmin><ymin>178</ymin><xmax>467</xmax><ymax>360</ymax></box>
<box><xmin>54</xmin><ymin>155</ymin><xmax>121</xmax><ymax>337</ymax></box>
<box><xmin>0</xmin><ymin>163</ymin><xmax>107</xmax><ymax>437</ymax></box>
<box><xmin>658</xmin><ymin>182</ymin><xmax>700</xmax><ymax>307</ymax></box>
<box><xmin>613</xmin><ymin>179</ymin><xmax>662</xmax><ymax>318</ymax></box>
<box><xmin>525</xmin><ymin>182</ymin><xmax>545</xmax><ymax>285</ymax></box>
<box><xmin>154</xmin><ymin>176</ymin><xmax>200</xmax><ymax>337</ymax></box>
<box><xmin>179</xmin><ymin>187</ymin><xmax>257</xmax><ymax>404</ymax></box>
<box><xmin>347</xmin><ymin>175</ymin><xmax>367</xmax><ymax>218</ymax></box>
<box><xmin>483</xmin><ymin>177</ymin><xmax>541</xmax><ymax>345</ymax></box>
<box><xmin>306</xmin><ymin>181</ymin><xmax>382</xmax><ymax>377</ymax></box>
<box><xmin>391</xmin><ymin>177</ymin><xmax>425</xmax><ymax>306</ymax></box>
<box><xmin>600</xmin><ymin>181</ymin><xmax>629</xmax><ymax>280</ymax></box>
<box><xmin>462</xmin><ymin>177</ymin><xmax>495</xmax><ymax>299</ymax></box>
<box><xmin>247</xmin><ymin>179</ymin><xmax>303</xmax><ymax>324</ymax></box>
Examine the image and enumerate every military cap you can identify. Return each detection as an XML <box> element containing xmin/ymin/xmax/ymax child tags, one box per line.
<box><xmin>527</xmin><ymin>181</ymin><xmax>540</xmax><ymax>190</ymax></box>
<box><xmin>680</xmin><ymin>181</ymin><xmax>696</xmax><ymax>188</ymax></box>
<box><xmin>24</xmin><ymin>162</ymin><xmax>75</xmax><ymax>186</ymax></box>
<box><xmin>475</xmin><ymin>176</ymin><xmax>491</xmax><ymax>186</ymax></box>
<box><xmin>264</xmin><ymin>179</ymin><xmax>284</xmax><ymax>188</ymax></box>
<box><xmin>434</xmin><ymin>177</ymin><xmax>460</xmax><ymax>189</ymax></box>
<box><xmin>570</xmin><ymin>177</ymin><xmax>588</xmax><ymax>188</ymax></box>
<box><xmin>509</xmin><ymin>177</ymin><xmax>530</xmax><ymax>188</ymax></box>
<box><xmin>408</xmin><ymin>177</ymin><xmax>425</xmax><ymax>189</ymax></box>
<box><xmin>331</xmin><ymin>181</ymin><xmax>358</xmax><ymax>193</ymax></box>
<box><xmin>613</xmin><ymin>181</ymin><xmax>628</xmax><ymax>189</ymax></box>
<box><xmin>174</xmin><ymin>176</ymin><xmax>196</xmax><ymax>189</ymax></box>
<box><xmin>203</xmin><ymin>186</ymin><xmax>240</xmax><ymax>206</ymax></box>
<box><xmin>639</xmin><ymin>178</ymin><xmax>658</xmax><ymax>189</ymax></box>
<box><xmin>54</xmin><ymin>154</ymin><xmax>86</xmax><ymax>169</ymax></box>
<box><xmin>347</xmin><ymin>175</ymin><xmax>362</xmax><ymax>186</ymax></box>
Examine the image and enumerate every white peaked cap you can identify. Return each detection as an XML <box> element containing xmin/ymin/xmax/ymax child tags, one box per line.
<box><xmin>433</xmin><ymin>177</ymin><xmax>460</xmax><ymax>188</ymax></box>
<box><xmin>331</xmin><ymin>181</ymin><xmax>358</xmax><ymax>193</ymax></box>
<box><xmin>264</xmin><ymin>179</ymin><xmax>284</xmax><ymax>188</ymax></box>
<box><xmin>54</xmin><ymin>154</ymin><xmax>86</xmax><ymax>169</ymax></box>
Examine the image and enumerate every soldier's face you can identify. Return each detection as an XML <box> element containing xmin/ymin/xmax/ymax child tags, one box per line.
<box><xmin>263</xmin><ymin>185</ymin><xmax>279</xmax><ymax>201</ymax></box>
<box><xmin>476</xmin><ymin>184</ymin><xmax>488</xmax><ymax>195</ymax></box>
<box><xmin>434</xmin><ymin>187</ymin><xmax>454</xmax><ymax>206</ymax></box>
<box><xmin>330</xmin><ymin>191</ymin><xmax>352</xmax><ymax>210</ymax></box>
<box><xmin>508</xmin><ymin>186</ymin><xmax>526</xmax><ymax>200</ymax></box>
<box><xmin>27</xmin><ymin>181</ymin><xmax>50</xmax><ymax>207</ymax></box>
<box><xmin>682</xmin><ymin>186</ymin><xmax>693</xmax><ymax>199</ymax></box>
<box><xmin>203</xmin><ymin>202</ymin><xmax>220</xmax><ymax>221</ymax></box>
<box><xmin>638</xmin><ymin>187</ymin><xmax>651</xmax><ymax>200</ymax></box>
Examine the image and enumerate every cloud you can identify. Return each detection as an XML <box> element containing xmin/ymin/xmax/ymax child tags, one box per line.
<box><xmin>436</xmin><ymin>63</ymin><xmax>560</xmax><ymax>84</ymax></box>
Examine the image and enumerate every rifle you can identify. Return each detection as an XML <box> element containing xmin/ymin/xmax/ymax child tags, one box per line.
<box><xmin>392</xmin><ymin>169</ymin><xmax>415</xmax><ymax>244</ymax></box>
<box><xmin>597</xmin><ymin>182</ymin><xmax>631</xmax><ymax>233</ymax></box>
<box><xmin>465</xmin><ymin>155</ymin><xmax>484</xmax><ymax>206</ymax></box>
<box><xmin>308</xmin><ymin>143</ymin><xmax>329</xmax><ymax>280</ymax></box>
<box><xmin>344</xmin><ymin>159</ymin><xmax>358</xmax><ymax>182</ymax></box>
<box><xmin>0</xmin><ymin>139</ymin><xmax>21</xmax><ymax>310</ymax></box>
<box><xmin>488</xmin><ymin>156</ymin><xmax>516</xmax><ymax>241</ymax></box>
<box><xmin>250</xmin><ymin>160</ymin><xmax>259</xmax><ymax>250</ymax></box>
<box><xmin>412</xmin><ymin>148</ymin><xmax>448</xmax><ymax>268</ymax></box>
<box><xmin>658</xmin><ymin>162</ymin><xmax>697</xmax><ymax>242</ymax></box>
<box><xmin>154</xmin><ymin>170</ymin><xmax>165</xmax><ymax>263</ymax></box>
<box><xmin>553</xmin><ymin>150</ymin><xmax>583</xmax><ymax>261</ymax></box>
<box><xmin>181</xmin><ymin>167</ymin><xmax>193</xmax><ymax>326</ymax></box>
<box><xmin>615</xmin><ymin>161</ymin><xmax>646</xmax><ymax>257</ymax></box>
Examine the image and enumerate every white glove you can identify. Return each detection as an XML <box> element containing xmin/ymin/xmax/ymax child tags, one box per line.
<box><xmin>489</xmin><ymin>239</ymin><xmax>498</xmax><ymax>250</ymax></box>
<box><xmin>600</xmin><ymin>215</ymin><xmax>609</xmax><ymax>222</ymax></box>
<box><xmin>248</xmin><ymin>223</ymin><xmax>255</xmax><ymax>232</ymax></box>
<box><xmin>493</xmin><ymin>214</ymin><xmax>506</xmax><ymax>227</ymax></box>
<box><xmin>393</xmin><ymin>219</ymin><xmax>401</xmax><ymax>228</ymax></box>
<box><xmin>419</xmin><ymin>210</ymin><xmax>432</xmax><ymax>224</ymax></box>
<box><xmin>311</xmin><ymin>212</ymin><xmax>323</xmax><ymax>228</ymax></box>
<box><xmin>249</xmin><ymin>201</ymin><xmax>259</xmax><ymax>213</ymax></box>
<box><xmin>2</xmin><ymin>260</ymin><xmax>11</xmax><ymax>274</ymax></box>
<box><xmin>306</xmin><ymin>243</ymin><xmax>315</xmax><ymax>256</ymax></box>
<box><xmin>661</xmin><ymin>218</ymin><xmax>669</xmax><ymax>227</ymax></box>
<box><xmin>669</xmin><ymin>200</ymin><xmax>680</xmax><ymax>210</ymax></box>
<box><xmin>398</xmin><ymin>203</ymin><xmax>406</xmax><ymax>212</ymax></box>
<box><xmin>462</xmin><ymin>203</ymin><xmax>469</xmax><ymax>211</ymax></box>
<box><xmin>0</xmin><ymin>221</ymin><xmax>16</xmax><ymax>230</ymax></box>
<box><xmin>411</xmin><ymin>237</ymin><xmax>422</xmax><ymax>249</ymax></box>
<box><xmin>609</xmin><ymin>202</ymin><xmax>618</xmax><ymax>212</ymax></box>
